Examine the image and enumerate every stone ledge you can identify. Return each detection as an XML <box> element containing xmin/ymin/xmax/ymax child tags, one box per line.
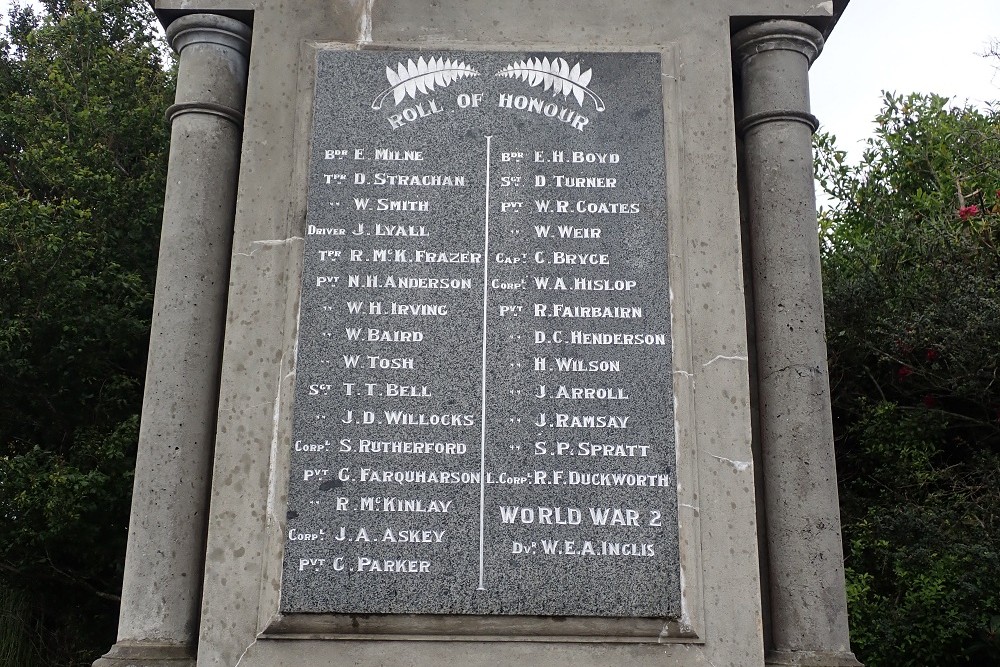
<box><xmin>93</xmin><ymin>641</ymin><xmax>195</xmax><ymax>667</ymax></box>
<box><xmin>766</xmin><ymin>649</ymin><xmax>863</xmax><ymax>666</ymax></box>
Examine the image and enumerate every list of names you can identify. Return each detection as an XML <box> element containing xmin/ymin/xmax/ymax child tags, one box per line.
<box><xmin>282</xmin><ymin>50</ymin><xmax>680</xmax><ymax>618</ymax></box>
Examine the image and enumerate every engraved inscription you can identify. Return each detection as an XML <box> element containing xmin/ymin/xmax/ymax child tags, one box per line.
<box><xmin>283</xmin><ymin>50</ymin><xmax>678</xmax><ymax>619</ymax></box>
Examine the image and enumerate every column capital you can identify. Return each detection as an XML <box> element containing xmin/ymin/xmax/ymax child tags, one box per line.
<box><xmin>164</xmin><ymin>14</ymin><xmax>252</xmax><ymax>126</ymax></box>
<box><xmin>733</xmin><ymin>20</ymin><xmax>823</xmax><ymax>136</ymax></box>
<box><xmin>732</xmin><ymin>20</ymin><xmax>824</xmax><ymax>67</ymax></box>
<box><xmin>166</xmin><ymin>13</ymin><xmax>252</xmax><ymax>59</ymax></box>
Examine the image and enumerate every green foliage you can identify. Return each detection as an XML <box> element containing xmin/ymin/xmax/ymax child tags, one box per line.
<box><xmin>0</xmin><ymin>585</ymin><xmax>40</xmax><ymax>666</ymax></box>
<box><xmin>0</xmin><ymin>1</ymin><xmax>173</xmax><ymax>664</ymax></box>
<box><xmin>839</xmin><ymin>403</ymin><xmax>1000</xmax><ymax>666</ymax></box>
<box><xmin>818</xmin><ymin>93</ymin><xmax>1000</xmax><ymax>666</ymax></box>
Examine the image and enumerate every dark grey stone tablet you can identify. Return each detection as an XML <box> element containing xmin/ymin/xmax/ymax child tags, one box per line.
<box><xmin>282</xmin><ymin>48</ymin><xmax>678</xmax><ymax>619</ymax></box>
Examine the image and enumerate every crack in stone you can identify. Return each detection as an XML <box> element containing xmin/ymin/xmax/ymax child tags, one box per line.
<box><xmin>762</xmin><ymin>363</ymin><xmax>821</xmax><ymax>382</ymax></box>
<box><xmin>702</xmin><ymin>354</ymin><xmax>748</xmax><ymax>367</ymax></box>
<box><xmin>233</xmin><ymin>236</ymin><xmax>304</xmax><ymax>258</ymax></box>
<box><xmin>233</xmin><ymin>637</ymin><xmax>256</xmax><ymax>666</ymax></box>
<box><xmin>711</xmin><ymin>454</ymin><xmax>753</xmax><ymax>472</ymax></box>
<box><xmin>356</xmin><ymin>0</ymin><xmax>375</xmax><ymax>44</ymax></box>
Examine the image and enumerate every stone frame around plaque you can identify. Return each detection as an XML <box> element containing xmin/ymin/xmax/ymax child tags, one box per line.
<box><xmin>252</xmin><ymin>40</ymin><xmax>707</xmax><ymax>644</ymax></box>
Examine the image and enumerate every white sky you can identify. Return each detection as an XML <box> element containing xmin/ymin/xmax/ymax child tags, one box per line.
<box><xmin>811</xmin><ymin>0</ymin><xmax>999</xmax><ymax>161</ymax></box>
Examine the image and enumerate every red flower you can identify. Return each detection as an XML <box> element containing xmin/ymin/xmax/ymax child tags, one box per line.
<box><xmin>925</xmin><ymin>348</ymin><xmax>939</xmax><ymax>361</ymax></box>
<box><xmin>922</xmin><ymin>395</ymin><xmax>937</xmax><ymax>409</ymax></box>
<box><xmin>958</xmin><ymin>205</ymin><xmax>980</xmax><ymax>220</ymax></box>
<box><xmin>897</xmin><ymin>366</ymin><xmax>913</xmax><ymax>379</ymax></box>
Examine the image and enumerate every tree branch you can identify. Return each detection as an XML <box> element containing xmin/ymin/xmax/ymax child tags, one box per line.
<box><xmin>43</xmin><ymin>555</ymin><xmax>122</xmax><ymax>604</ymax></box>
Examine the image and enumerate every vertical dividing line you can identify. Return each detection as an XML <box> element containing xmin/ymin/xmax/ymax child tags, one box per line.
<box><xmin>478</xmin><ymin>135</ymin><xmax>493</xmax><ymax>591</ymax></box>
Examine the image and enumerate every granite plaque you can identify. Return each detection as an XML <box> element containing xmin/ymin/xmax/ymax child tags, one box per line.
<box><xmin>282</xmin><ymin>49</ymin><xmax>679</xmax><ymax>619</ymax></box>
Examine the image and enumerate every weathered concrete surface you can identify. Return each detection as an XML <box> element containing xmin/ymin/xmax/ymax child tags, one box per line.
<box><xmin>236</xmin><ymin>639</ymin><xmax>721</xmax><ymax>666</ymax></box>
<box><xmin>101</xmin><ymin>1</ymin><xmax>856</xmax><ymax>666</ymax></box>
<box><xmin>733</xmin><ymin>19</ymin><xmax>860</xmax><ymax>667</ymax></box>
<box><xmin>193</xmin><ymin>9</ymin><xmax>769</xmax><ymax>666</ymax></box>
<box><xmin>94</xmin><ymin>13</ymin><xmax>250</xmax><ymax>667</ymax></box>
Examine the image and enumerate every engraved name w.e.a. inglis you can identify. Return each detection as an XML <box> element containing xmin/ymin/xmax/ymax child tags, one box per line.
<box><xmin>283</xmin><ymin>49</ymin><xmax>679</xmax><ymax>620</ymax></box>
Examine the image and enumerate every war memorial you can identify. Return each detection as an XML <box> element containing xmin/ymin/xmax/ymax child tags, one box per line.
<box><xmin>96</xmin><ymin>0</ymin><xmax>861</xmax><ymax>665</ymax></box>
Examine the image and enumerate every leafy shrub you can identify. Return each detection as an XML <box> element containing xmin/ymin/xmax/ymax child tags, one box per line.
<box><xmin>0</xmin><ymin>2</ymin><xmax>173</xmax><ymax>663</ymax></box>
<box><xmin>818</xmin><ymin>93</ymin><xmax>1000</xmax><ymax>666</ymax></box>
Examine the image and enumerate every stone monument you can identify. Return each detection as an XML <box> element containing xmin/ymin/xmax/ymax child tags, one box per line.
<box><xmin>96</xmin><ymin>1</ymin><xmax>861</xmax><ymax>666</ymax></box>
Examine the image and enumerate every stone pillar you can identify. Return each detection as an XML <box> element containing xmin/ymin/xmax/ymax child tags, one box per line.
<box><xmin>733</xmin><ymin>20</ymin><xmax>860</xmax><ymax>667</ymax></box>
<box><xmin>94</xmin><ymin>14</ymin><xmax>251</xmax><ymax>667</ymax></box>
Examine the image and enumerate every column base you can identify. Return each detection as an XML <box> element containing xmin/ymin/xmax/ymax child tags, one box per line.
<box><xmin>93</xmin><ymin>641</ymin><xmax>195</xmax><ymax>667</ymax></box>
<box><xmin>766</xmin><ymin>649</ymin><xmax>863</xmax><ymax>666</ymax></box>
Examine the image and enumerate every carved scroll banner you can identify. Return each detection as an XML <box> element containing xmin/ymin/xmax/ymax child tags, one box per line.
<box><xmin>282</xmin><ymin>49</ymin><xmax>679</xmax><ymax>619</ymax></box>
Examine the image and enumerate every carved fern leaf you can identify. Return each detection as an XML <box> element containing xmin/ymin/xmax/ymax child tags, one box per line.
<box><xmin>495</xmin><ymin>57</ymin><xmax>605</xmax><ymax>111</ymax></box>
<box><xmin>371</xmin><ymin>57</ymin><xmax>480</xmax><ymax>110</ymax></box>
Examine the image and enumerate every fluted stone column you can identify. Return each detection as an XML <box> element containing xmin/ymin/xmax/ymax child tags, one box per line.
<box><xmin>94</xmin><ymin>14</ymin><xmax>251</xmax><ymax>667</ymax></box>
<box><xmin>733</xmin><ymin>20</ymin><xmax>861</xmax><ymax>667</ymax></box>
